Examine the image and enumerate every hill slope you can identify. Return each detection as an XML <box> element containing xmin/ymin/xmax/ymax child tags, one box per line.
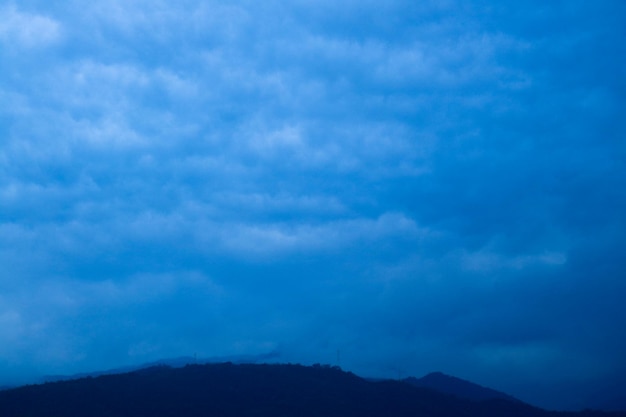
<box><xmin>0</xmin><ymin>363</ymin><xmax>623</xmax><ymax>417</ymax></box>
<box><xmin>405</xmin><ymin>371</ymin><xmax>521</xmax><ymax>403</ymax></box>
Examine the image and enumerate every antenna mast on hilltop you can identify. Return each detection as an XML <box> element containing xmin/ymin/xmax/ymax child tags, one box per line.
<box><xmin>389</xmin><ymin>364</ymin><xmax>404</xmax><ymax>380</ymax></box>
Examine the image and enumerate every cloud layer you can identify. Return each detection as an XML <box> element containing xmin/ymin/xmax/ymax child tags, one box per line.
<box><xmin>1</xmin><ymin>0</ymin><xmax>625</xmax><ymax>410</ymax></box>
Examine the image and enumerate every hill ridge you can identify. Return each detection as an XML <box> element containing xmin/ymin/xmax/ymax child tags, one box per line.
<box><xmin>404</xmin><ymin>371</ymin><xmax>522</xmax><ymax>403</ymax></box>
<box><xmin>0</xmin><ymin>363</ymin><xmax>624</xmax><ymax>417</ymax></box>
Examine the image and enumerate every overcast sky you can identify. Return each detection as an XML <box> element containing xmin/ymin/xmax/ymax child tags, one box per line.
<box><xmin>1</xmin><ymin>0</ymin><xmax>625</xmax><ymax>411</ymax></box>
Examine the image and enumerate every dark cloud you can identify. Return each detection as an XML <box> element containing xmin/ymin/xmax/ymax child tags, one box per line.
<box><xmin>1</xmin><ymin>0</ymin><xmax>624</xmax><ymax>410</ymax></box>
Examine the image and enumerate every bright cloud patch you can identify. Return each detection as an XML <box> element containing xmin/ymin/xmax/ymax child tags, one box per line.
<box><xmin>0</xmin><ymin>5</ymin><xmax>61</xmax><ymax>47</ymax></box>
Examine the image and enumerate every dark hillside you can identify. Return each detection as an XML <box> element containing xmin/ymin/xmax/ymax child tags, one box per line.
<box><xmin>405</xmin><ymin>371</ymin><xmax>521</xmax><ymax>403</ymax></box>
<box><xmin>0</xmin><ymin>363</ymin><xmax>623</xmax><ymax>417</ymax></box>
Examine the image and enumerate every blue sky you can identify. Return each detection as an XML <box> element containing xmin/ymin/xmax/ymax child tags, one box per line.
<box><xmin>1</xmin><ymin>0</ymin><xmax>625</xmax><ymax>411</ymax></box>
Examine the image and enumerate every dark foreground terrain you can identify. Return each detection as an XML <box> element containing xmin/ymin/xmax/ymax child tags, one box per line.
<box><xmin>0</xmin><ymin>363</ymin><xmax>624</xmax><ymax>417</ymax></box>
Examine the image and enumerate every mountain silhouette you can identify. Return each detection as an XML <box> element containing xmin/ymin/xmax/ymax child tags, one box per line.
<box><xmin>40</xmin><ymin>351</ymin><xmax>280</xmax><ymax>383</ymax></box>
<box><xmin>0</xmin><ymin>363</ymin><xmax>624</xmax><ymax>417</ymax></box>
<box><xmin>404</xmin><ymin>371</ymin><xmax>521</xmax><ymax>403</ymax></box>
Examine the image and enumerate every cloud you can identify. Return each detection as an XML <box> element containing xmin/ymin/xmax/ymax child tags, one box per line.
<box><xmin>0</xmin><ymin>5</ymin><xmax>62</xmax><ymax>48</ymax></box>
<box><xmin>460</xmin><ymin>248</ymin><xmax>567</xmax><ymax>273</ymax></box>
<box><xmin>216</xmin><ymin>212</ymin><xmax>428</xmax><ymax>257</ymax></box>
<box><xmin>0</xmin><ymin>270</ymin><xmax>222</xmax><ymax>375</ymax></box>
<box><xmin>0</xmin><ymin>0</ymin><xmax>624</xmax><ymax>410</ymax></box>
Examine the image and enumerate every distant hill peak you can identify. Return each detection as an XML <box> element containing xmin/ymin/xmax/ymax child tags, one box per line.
<box><xmin>404</xmin><ymin>371</ymin><xmax>521</xmax><ymax>404</ymax></box>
